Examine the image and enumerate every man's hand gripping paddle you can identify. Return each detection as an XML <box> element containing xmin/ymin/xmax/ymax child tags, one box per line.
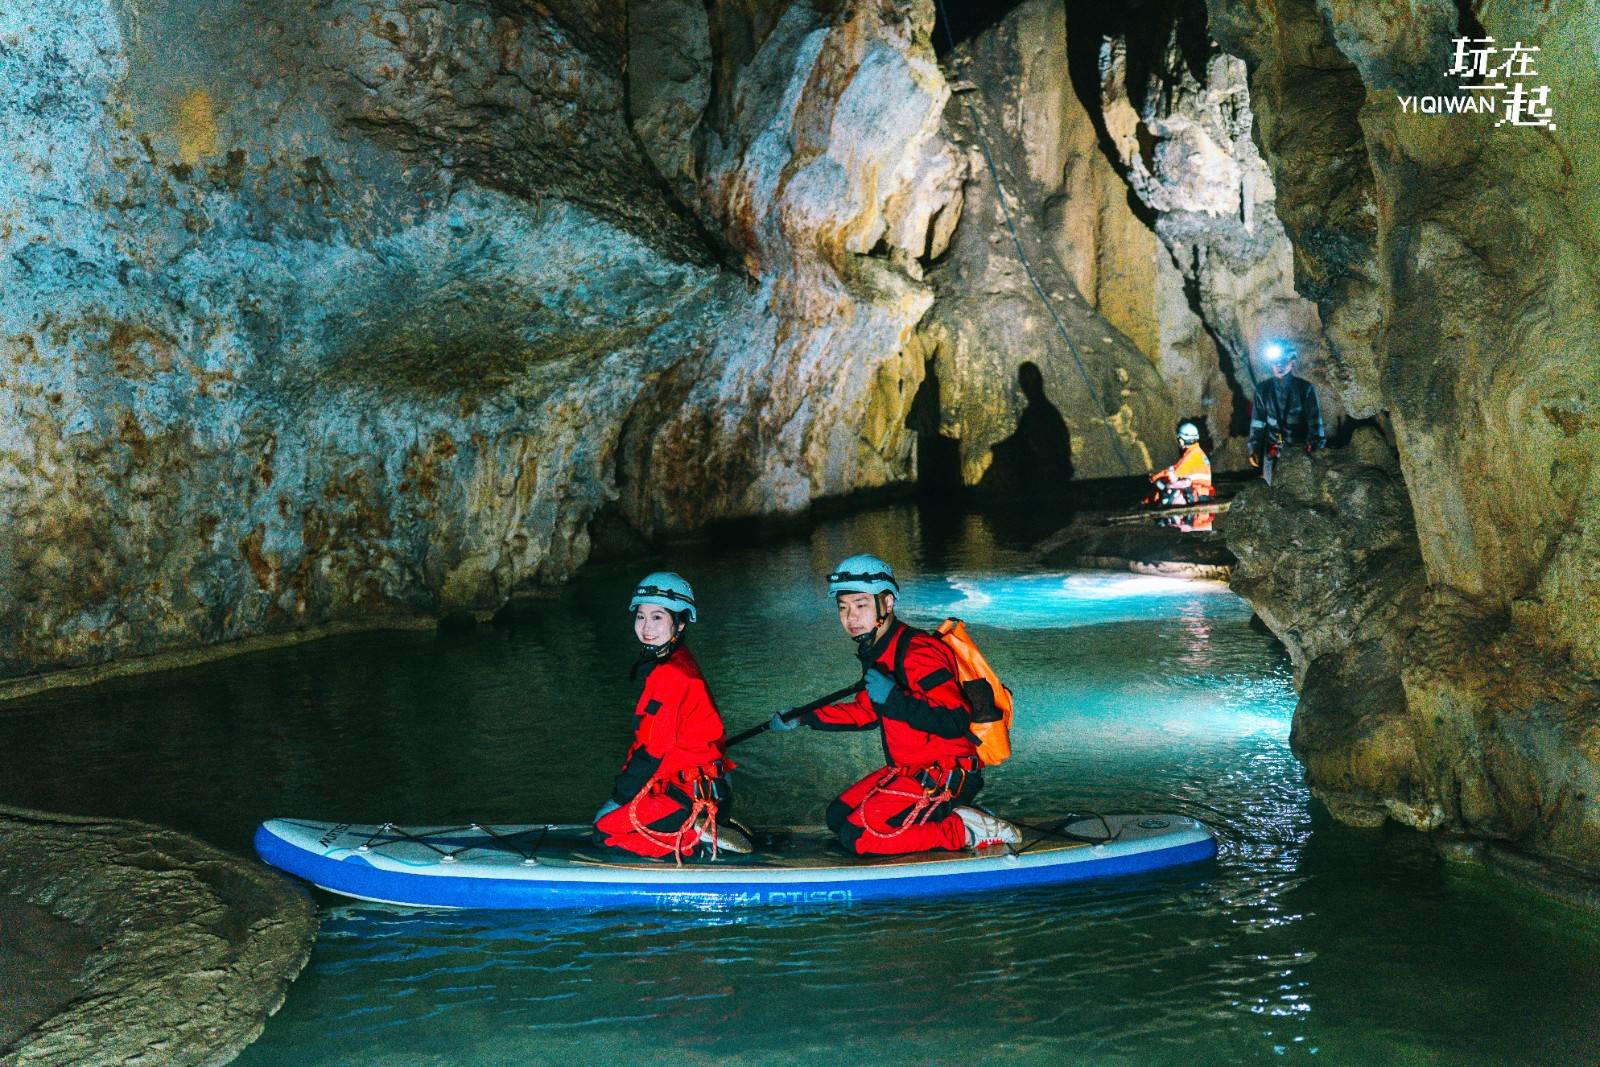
<box><xmin>725</xmin><ymin>681</ymin><xmax>865</xmax><ymax>748</ymax></box>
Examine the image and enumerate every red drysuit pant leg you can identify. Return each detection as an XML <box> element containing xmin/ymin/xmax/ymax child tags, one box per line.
<box><xmin>596</xmin><ymin>788</ymin><xmax>694</xmax><ymax>859</ymax></box>
<box><xmin>829</xmin><ymin>767</ymin><xmax>967</xmax><ymax>856</ymax></box>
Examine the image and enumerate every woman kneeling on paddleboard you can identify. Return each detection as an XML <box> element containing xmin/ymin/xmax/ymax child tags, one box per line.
<box><xmin>594</xmin><ymin>572</ymin><xmax>742</xmax><ymax>860</ymax></box>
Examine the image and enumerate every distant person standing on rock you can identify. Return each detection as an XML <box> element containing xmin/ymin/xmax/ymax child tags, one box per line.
<box><xmin>1247</xmin><ymin>342</ymin><xmax>1325</xmax><ymax>484</ymax></box>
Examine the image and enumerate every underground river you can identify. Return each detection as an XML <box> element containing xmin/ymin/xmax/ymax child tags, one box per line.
<box><xmin>2</xmin><ymin>505</ymin><xmax>1597</xmax><ymax>1064</ymax></box>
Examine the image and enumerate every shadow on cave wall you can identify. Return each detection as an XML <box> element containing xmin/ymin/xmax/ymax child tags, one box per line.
<box><xmin>931</xmin><ymin>0</ymin><xmax>1030</xmax><ymax>55</ymax></box>
<box><xmin>905</xmin><ymin>356</ymin><xmax>964</xmax><ymax>499</ymax></box>
<box><xmin>977</xmin><ymin>361</ymin><xmax>1074</xmax><ymax>504</ymax></box>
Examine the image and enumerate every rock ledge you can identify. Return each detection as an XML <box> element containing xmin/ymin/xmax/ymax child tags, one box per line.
<box><xmin>0</xmin><ymin>806</ymin><xmax>317</xmax><ymax>1066</ymax></box>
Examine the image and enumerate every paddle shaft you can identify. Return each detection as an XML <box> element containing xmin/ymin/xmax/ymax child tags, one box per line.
<box><xmin>726</xmin><ymin>680</ymin><xmax>864</xmax><ymax>748</ymax></box>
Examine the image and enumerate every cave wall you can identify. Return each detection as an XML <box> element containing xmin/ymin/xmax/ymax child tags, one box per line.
<box><xmin>1210</xmin><ymin>0</ymin><xmax>1600</xmax><ymax>874</ymax></box>
<box><xmin>921</xmin><ymin>0</ymin><xmax>1332</xmax><ymax>484</ymax></box>
<box><xmin>922</xmin><ymin>0</ymin><xmax>1179</xmax><ymax>485</ymax></box>
<box><xmin>616</xmin><ymin>0</ymin><xmax>967</xmax><ymax>535</ymax></box>
<box><xmin>0</xmin><ymin>0</ymin><xmax>969</xmax><ymax>682</ymax></box>
<box><xmin>12</xmin><ymin>0</ymin><xmax>1311</xmax><ymax>687</ymax></box>
<box><xmin>0</xmin><ymin>0</ymin><xmax>741</xmax><ymax>680</ymax></box>
<box><xmin>1084</xmin><ymin>0</ymin><xmax>1341</xmax><ymax>464</ymax></box>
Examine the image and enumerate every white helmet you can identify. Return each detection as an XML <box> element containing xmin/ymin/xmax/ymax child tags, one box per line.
<box><xmin>1177</xmin><ymin>422</ymin><xmax>1200</xmax><ymax>445</ymax></box>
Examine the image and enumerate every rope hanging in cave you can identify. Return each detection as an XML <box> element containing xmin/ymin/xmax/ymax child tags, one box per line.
<box><xmin>933</xmin><ymin>0</ymin><xmax>1136</xmax><ymax>476</ymax></box>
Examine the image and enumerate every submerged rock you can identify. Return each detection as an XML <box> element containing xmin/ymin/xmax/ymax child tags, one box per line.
<box><xmin>0</xmin><ymin>897</ymin><xmax>96</xmax><ymax>1053</ymax></box>
<box><xmin>1035</xmin><ymin>504</ymin><xmax>1235</xmax><ymax>581</ymax></box>
<box><xmin>0</xmin><ymin>806</ymin><xmax>317</xmax><ymax>1064</ymax></box>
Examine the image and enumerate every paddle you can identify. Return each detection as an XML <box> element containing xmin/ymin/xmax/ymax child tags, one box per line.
<box><xmin>725</xmin><ymin>680</ymin><xmax>865</xmax><ymax>748</ymax></box>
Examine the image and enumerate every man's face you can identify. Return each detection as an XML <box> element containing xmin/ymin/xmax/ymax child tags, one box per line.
<box><xmin>836</xmin><ymin>592</ymin><xmax>891</xmax><ymax>639</ymax></box>
<box><xmin>1270</xmin><ymin>357</ymin><xmax>1296</xmax><ymax>380</ymax></box>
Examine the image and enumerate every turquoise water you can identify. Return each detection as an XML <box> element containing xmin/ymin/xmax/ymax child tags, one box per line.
<box><xmin>2</xmin><ymin>506</ymin><xmax>1597</xmax><ymax>1064</ymax></box>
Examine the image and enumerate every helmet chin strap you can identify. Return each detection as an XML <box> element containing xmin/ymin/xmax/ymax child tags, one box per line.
<box><xmin>874</xmin><ymin>592</ymin><xmax>892</xmax><ymax>624</ymax></box>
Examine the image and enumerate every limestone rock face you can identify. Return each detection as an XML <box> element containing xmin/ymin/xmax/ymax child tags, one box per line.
<box><xmin>0</xmin><ymin>0</ymin><xmax>962</xmax><ymax>681</ymax></box>
<box><xmin>1212</xmin><ymin>0</ymin><xmax>1600</xmax><ymax>873</ymax></box>
<box><xmin>1081</xmin><ymin>1</ymin><xmax>1338</xmax><ymax>467</ymax></box>
<box><xmin>921</xmin><ymin>0</ymin><xmax>1336</xmax><ymax>485</ymax></box>
<box><xmin>0</xmin><ymin>0</ymin><xmax>736</xmax><ymax>681</ymax></box>
<box><xmin>923</xmin><ymin>0</ymin><xmax>1179</xmax><ymax>485</ymax></box>
<box><xmin>1223</xmin><ymin>430</ymin><xmax>1430</xmax><ymax>825</ymax></box>
<box><xmin>1226</xmin><ymin>433</ymin><xmax>1600</xmax><ymax>870</ymax></box>
<box><xmin>617</xmin><ymin>0</ymin><xmax>966</xmax><ymax>533</ymax></box>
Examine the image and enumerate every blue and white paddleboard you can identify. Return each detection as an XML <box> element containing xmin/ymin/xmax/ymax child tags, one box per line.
<box><xmin>254</xmin><ymin>814</ymin><xmax>1217</xmax><ymax>909</ymax></box>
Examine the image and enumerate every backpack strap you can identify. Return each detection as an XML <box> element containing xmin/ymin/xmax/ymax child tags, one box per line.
<box><xmin>892</xmin><ymin>624</ymin><xmax>913</xmax><ymax>691</ymax></box>
<box><xmin>892</xmin><ymin>623</ymin><xmax>959</xmax><ymax>699</ymax></box>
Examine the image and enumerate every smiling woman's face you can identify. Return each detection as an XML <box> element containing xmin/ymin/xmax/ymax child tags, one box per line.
<box><xmin>634</xmin><ymin>604</ymin><xmax>678</xmax><ymax>647</ymax></box>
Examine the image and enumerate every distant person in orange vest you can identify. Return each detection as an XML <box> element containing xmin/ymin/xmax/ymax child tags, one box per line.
<box><xmin>1148</xmin><ymin>421</ymin><xmax>1214</xmax><ymax>507</ymax></box>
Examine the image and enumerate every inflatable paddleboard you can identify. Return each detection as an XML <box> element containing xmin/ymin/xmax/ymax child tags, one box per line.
<box><xmin>255</xmin><ymin>813</ymin><xmax>1217</xmax><ymax>909</ymax></box>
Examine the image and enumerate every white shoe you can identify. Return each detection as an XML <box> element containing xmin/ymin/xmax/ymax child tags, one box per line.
<box><xmin>956</xmin><ymin>807</ymin><xmax>1021</xmax><ymax>850</ymax></box>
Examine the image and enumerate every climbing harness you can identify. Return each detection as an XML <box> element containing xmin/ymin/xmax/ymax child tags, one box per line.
<box><xmin>625</xmin><ymin>763</ymin><xmax>728</xmax><ymax>865</ymax></box>
<box><xmin>854</xmin><ymin>761</ymin><xmax>972</xmax><ymax>842</ymax></box>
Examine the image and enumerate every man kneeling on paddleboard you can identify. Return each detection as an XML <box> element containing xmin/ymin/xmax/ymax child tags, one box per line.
<box><xmin>769</xmin><ymin>554</ymin><xmax>1021</xmax><ymax>855</ymax></box>
<box><xmin>594</xmin><ymin>572</ymin><xmax>748</xmax><ymax>860</ymax></box>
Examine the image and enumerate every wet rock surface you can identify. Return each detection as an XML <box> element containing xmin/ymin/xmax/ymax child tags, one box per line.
<box><xmin>1035</xmin><ymin>503</ymin><xmax>1235</xmax><ymax>581</ymax></box>
<box><xmin>0</xmin><ymin>896</ymin><xmax>95</xmax><ymax>1053</ymax></box>
<box><xmin>0</xmin><ymin>806</ymin><xmax>317</xmax><ymax>1065</ymax></box>
<box><xmin>1228</xmin><ymin>429</ymin><xmax>1600</xmax><ymax>876</ymax></box>
<box><xmin>0</xmin><ymin>0</ymin><xmax>965</xmax><ymax>685</ymax></box>
<box><xmin>1210</xmin><ymin>0</ymin><xmax>1600</xmax><ymax>875</ymax></box>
